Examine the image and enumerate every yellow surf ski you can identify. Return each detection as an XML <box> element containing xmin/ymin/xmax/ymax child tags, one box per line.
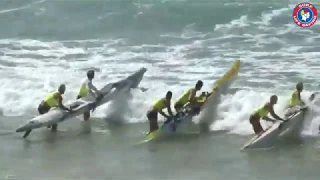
<box><xmin>206</xmin><ymin>59</ymin><xmax>240</xmax><ymax>102</ymax></box>
<box><xmin>136</xmin><ymin>130</ymin><xmax>161</xmax><ymax>144</ymax></box>
<box><xmin>139</xmin><ymin>59</ymin><xmax>241</xmax><ymax>143</ymax></box>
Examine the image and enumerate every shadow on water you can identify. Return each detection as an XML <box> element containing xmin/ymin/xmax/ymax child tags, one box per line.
<box><xmin>0</xmin><ymin>130</ymin><xmax>14</xmax><ymax>136</ymax></box>
<box><xmin>13</xmin><ymin>123</ymin><xmax>101</xmax><ymax>149</ymax></box>
<box><xmin>132</xmin><ymin>129</ymin><xmax>229</xmax><ymax>153</ymax></box>
<box><xmin>240</xmin><ymin>135</ymin><xmax>313</xmax><ymax>155</ymax></box>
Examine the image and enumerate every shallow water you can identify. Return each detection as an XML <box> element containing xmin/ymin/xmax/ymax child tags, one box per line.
<box><xmin>1</xmin><ymin>0</ymin><xmax>320</xmax><ymax>179</ymax></box>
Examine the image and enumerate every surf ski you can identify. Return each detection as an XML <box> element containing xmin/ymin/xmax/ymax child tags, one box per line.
<box><xmin>278</xmin><ymin>105</ymin><xmax>308</xmax><ymax>138</ymax></box>
<box><xmin>141</xmin><ymin>60</ymin><xmax>241</xmax><ymax>143</ymax></box>
<box><xmin>241</xmin><ymin>105</ymin><xmax>307</xmax><ymax>150</ymax></box>
<box><xmin>142</xmin><ymin>104</ymin><xmax>200</xmax><ymax>142</ymax></box>
<box><xmin>198</xmin><ymin>59</ymin><xmax>240</xmax><ymax>130</ymax></box>
<box><xmin>16</xmin><ymin>67</ymin><xmax>147</xmax><ymax>136</ymax></box>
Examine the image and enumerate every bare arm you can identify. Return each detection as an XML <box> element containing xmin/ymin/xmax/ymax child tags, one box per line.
<box><xmin>88</xmin><ymin>81</ymin><xmax>101</xmax><ymax>98</ymax></box>
<box><xmin>158</xmin><ymin>110</ymin><xmax>169</xmax><ymax>118</ymax></box>
<box><xmin>166</xmin><ymin>101</ymin><xmax>174</xmax><ymax>116</ymax></box>
<box><xmin>88</xmin><ymin>81</ymin><xmax>99</xmax><ymax>93</ymax></box>
<box><xmin>188</xmin><ymin>89</ymin><xmax>197</xmax><ymax>103</ymax></box>
<box><xmin>88</xmin><ymin>90</ymin><xmax>96</xmax><ymax>98</ymax></box>
<box><xmin>205</xmin><ymin>87</ymin><xmax>217</xmax><ymax>98</ymax></box>
<box><xmin>56</xmin><ymin>94</ymin><xmax>70</xmax><ymax>111</ymax></box>
<box><xmin>297</xmin><ymin>92</ymin><xmax>305</xmax><ymax>104</ymax></box>
<box><xmin>270</xmin><ymin>107</ymin><xmax>285</xmax><ymax>121</ymax></box>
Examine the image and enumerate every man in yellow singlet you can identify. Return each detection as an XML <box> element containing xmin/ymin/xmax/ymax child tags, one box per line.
<box><xmin>174</xmin><ymin>80</ymin><xmax>204</xmax><ymax>112</ymax></box>
<box><xmin>193</xmin><ymin>91</ymin><xmax>212</xmax><ymax>108</ymax></box>
<box><xmin>170</xmin><ymin>91</ymin><xmax>213</xmax><ymax>124</ymax></box>
<box><xmin>249</xmin><ymin>95</ymin><xmax>285</xmax><ymax>135</ymax></box>
<box><xmin>77</xmin><ymin>70</ymin><xmax>104</xmax><ymax>121</ymax></box>
<box><xmin>289</xmin><ymin>82</ymin><xmax>305</xmax><ymax>108</ymax></box>
<box><xmin>23</xmin><ymin>84</ymin><xmax>71</xmax><ymax>138</ymax></box>
<box><xmin>146</xmin><ymin>91</ymin><xmax>174</xmax><ymax>134</ymax></box>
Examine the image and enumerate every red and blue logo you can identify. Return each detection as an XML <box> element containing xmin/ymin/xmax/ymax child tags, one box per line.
<box><xmin>293</xmin><ymin>2</ymin><xmax>317</xmax><ymax>27</ymax></box>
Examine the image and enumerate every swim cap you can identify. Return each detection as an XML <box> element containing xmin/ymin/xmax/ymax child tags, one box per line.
<box><xmin>87</xmin><ymin>70</ymin><xmax>95</xmax><ymax>79</ymax></box>
<box><xmin>296</xmin><ymin>82</ymin><xmax>303</xmax><ymax>89</ymax></box>
<box><xmin>270</xmin><ymin>95</ymin><xmax>278</xmax><ymax>104</ymax></box>
<box><xmin>58</xmin><ymin>84</ymin><xmax>66</xmax><ymax>94</ymax></box>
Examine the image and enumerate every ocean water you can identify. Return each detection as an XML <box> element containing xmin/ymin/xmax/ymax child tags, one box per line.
<box><xmin>1</xmin><ymin>0</ymin><xmax>320</xmax><ymax>179</ymax></box>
